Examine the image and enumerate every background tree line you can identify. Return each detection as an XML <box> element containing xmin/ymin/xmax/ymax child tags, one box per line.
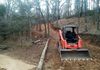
<box><xmin>0</xmin><ymin>0</ymin><xmax>100</xmax><ymax>41</ymax></box>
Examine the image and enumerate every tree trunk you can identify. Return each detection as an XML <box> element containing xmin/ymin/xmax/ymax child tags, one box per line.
<box><xmin>44</xmin><ymin>23</ymin><xmax>47</xmax><ymax>37</ymax></box>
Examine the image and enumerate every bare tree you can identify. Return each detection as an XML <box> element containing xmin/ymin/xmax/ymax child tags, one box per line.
<box><xmin>46</xmin><ymin>0</ymin><xmax>50</xmax><ymax>36</ymax></box>
<box><xmin>34</xmin><ymin>0</ymin><xmax>47</xmax><ymax>37</ymax></box>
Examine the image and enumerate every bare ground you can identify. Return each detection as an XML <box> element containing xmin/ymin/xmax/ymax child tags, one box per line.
<box><xmin>0</xmin><ymin>54</ymin><xmax>34</xmax><ymax>70</ymax></box>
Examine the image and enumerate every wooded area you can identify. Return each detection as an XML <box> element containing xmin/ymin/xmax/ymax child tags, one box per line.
<box><xmin>0</xmin><ymin>0</ymin><xmax>100</xmax><ymax>42</ymax></box>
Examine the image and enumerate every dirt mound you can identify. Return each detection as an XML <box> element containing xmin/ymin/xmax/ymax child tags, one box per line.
<box><xmin>52</xmin><ymin>18</ymin><xmax>97</xmax><ymax>34</ymax></box>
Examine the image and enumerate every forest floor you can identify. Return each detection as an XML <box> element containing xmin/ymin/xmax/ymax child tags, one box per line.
<box><xmin>43</xmin><ymin>19</ymin><xmax>100</xmax><ymax>70</ymax></box>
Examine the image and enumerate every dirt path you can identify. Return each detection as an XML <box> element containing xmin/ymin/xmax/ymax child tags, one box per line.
<box><xmin>43</xmin><ymin>24</ymin><xmax>100</xmax><ymax>70</ymax></box>
<box><xmin>0</xmin><ymin>54</ymin><xmax>34</xmax><ymax>70</ymax></box>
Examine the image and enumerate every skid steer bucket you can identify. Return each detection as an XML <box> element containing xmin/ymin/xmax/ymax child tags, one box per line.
<box><xmin>59</xmin><ymin>49</ymin><xmax>91</xmax><ymax>60</ymax></box>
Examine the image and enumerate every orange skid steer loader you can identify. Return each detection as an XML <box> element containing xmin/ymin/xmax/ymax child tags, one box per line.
<box><xmin>57</xmin><ymin>25</ymin><xmax>91</xmax><ymax>60</ymax></box>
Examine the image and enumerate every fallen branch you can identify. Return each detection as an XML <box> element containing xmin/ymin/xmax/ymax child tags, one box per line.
<box><xmin>32</xmin><ymin>40</ymin><xmax>41</xmax><ymax>44</ymax></box>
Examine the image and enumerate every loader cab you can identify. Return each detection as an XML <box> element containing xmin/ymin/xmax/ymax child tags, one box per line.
<box><xmin>62</xmin><ymin>25</ymin><xmax>79</xmax><ymax>43</ymax></box>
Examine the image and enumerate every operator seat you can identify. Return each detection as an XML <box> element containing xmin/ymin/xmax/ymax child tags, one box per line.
<box><xmin>65</xmin><ymin>31</ymin><xmax>78</xmax><ymax>43</ymax></box>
